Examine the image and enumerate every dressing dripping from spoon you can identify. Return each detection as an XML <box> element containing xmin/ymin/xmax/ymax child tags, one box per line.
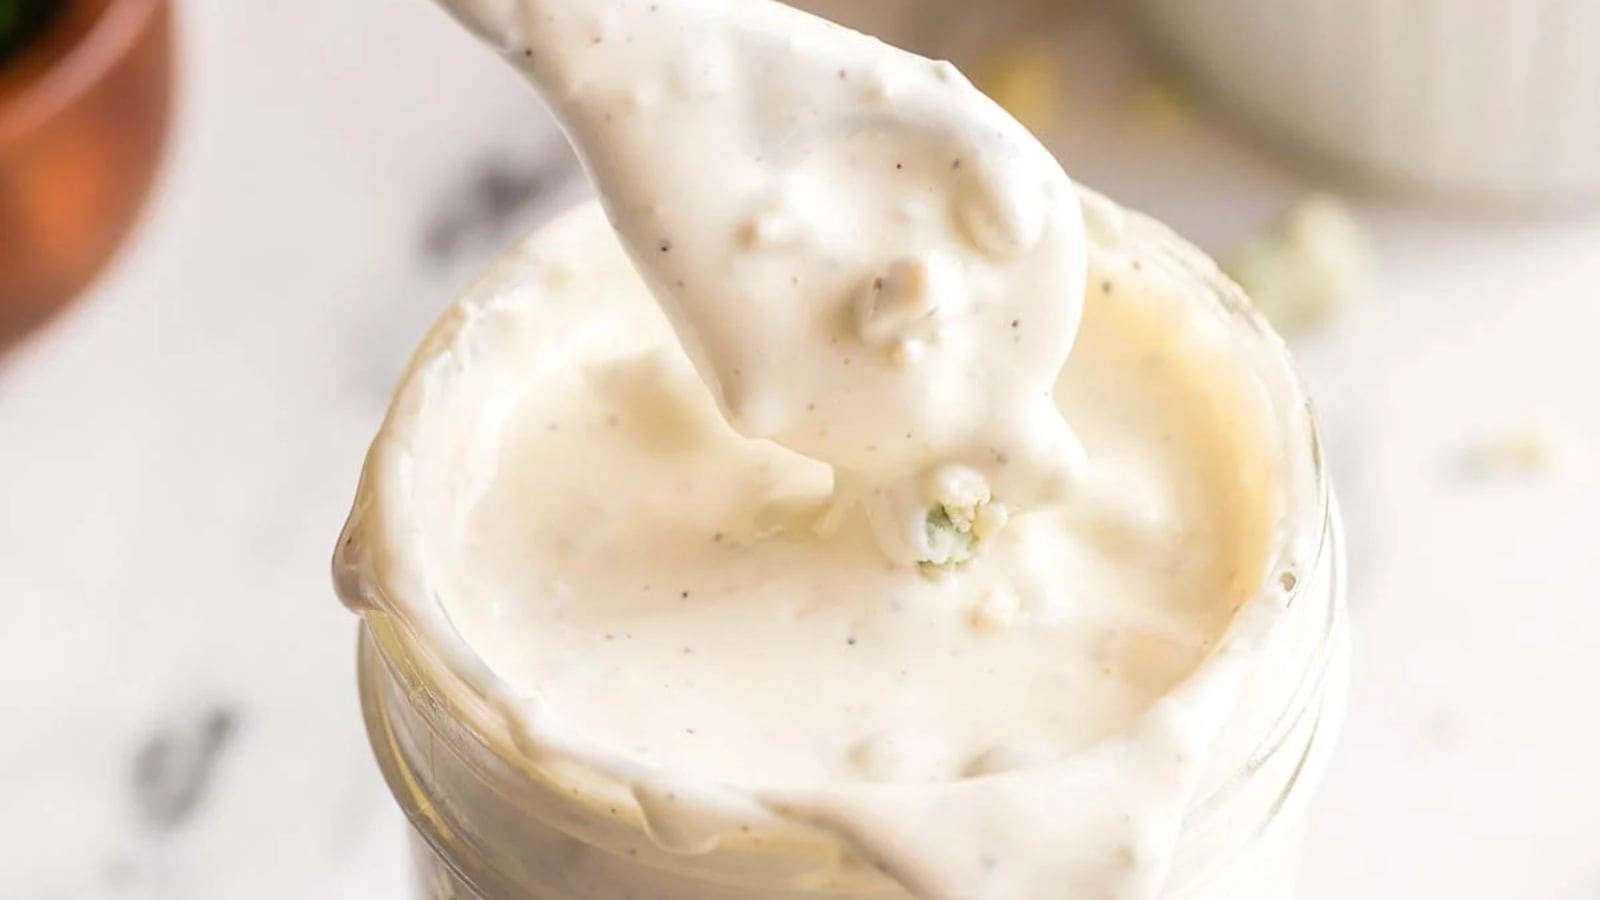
<box><xmin>434</xmin><ymin>0</ymin><xmax>1089</xmax><ymax>566</ymax></box>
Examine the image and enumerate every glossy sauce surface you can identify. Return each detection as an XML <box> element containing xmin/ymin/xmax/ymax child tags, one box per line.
<box><xmin>337</xmin><ymin>2</ymin><xmax>1310</xmax><ymax>896</ymax></box>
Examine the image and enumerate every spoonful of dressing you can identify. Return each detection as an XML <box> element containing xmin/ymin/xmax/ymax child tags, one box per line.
<box><xmin>435</xmin><ymin>0</ymin><xmax>1089</xmax><ymax>566</ymax></box>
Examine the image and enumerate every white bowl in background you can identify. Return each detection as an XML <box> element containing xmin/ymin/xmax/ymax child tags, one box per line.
<box><xmin>1133</xmin><ymin>0</ymin><xmax>1600</xmax><ymax>207</ymax></box>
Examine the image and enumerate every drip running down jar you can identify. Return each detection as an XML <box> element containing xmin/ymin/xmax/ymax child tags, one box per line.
<box><xmin>339</xmin><ymin>193</ymin><xmax>1350</xmax><ymax>900</ymax></box>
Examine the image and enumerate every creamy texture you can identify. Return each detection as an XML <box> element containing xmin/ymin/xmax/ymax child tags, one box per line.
<box><xmin>337</xmin><ymin>2</ymin><xmax>1329</xmax><ymax>898</ymax></box>
<box><xmin>435</xmin><ymin>0</ymin><xmax>1088</xmax><ymax>564</ymax></box>
<box><xmin>339</xmin><ymin>198</ymin><xmax>1327</xmax><ymax>899</ymax></box>
<box><xmin>439</xmin><ymin>206</ymin><xmax>1261</xmax><ymax>791</ymax></box>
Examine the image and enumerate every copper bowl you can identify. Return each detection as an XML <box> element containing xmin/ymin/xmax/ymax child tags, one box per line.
<box><xmin>0</xmin><ymin>0</ymin><xmax>173</xmax><ymax>353</ymax></box>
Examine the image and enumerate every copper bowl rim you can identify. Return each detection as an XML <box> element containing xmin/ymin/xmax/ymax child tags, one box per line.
<box><xmin>0</xmin><ymin>0</ymin><xmax>167</xmax><ymax>145</ymax></box>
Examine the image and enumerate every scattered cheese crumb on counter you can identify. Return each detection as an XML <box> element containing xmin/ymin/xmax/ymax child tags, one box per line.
<box><xmin>1461</xmin><ymin>425</ymin><xmax>1588</xmax><ymax>480</ymax></box>
<box><xmin>1227</xmin><ymin>194</ymin><xmax>1373</xmax><ymax>334</ymax></box>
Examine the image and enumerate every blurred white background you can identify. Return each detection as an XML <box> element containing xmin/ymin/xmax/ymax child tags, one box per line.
<box><xmin>2</xmin><ymin>1</ymin><xmax>1598</xmax><ymax>897</ymax></box>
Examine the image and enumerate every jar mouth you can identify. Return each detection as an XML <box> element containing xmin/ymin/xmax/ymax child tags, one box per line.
<box><xmin>339</xmin><ymin>191</ymin><xmax>1332</xmax><ymax>886</ymax></box>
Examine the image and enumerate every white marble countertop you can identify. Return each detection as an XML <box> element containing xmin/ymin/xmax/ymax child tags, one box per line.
<box><xmin>3</xmin><ymin>1</ymin><xmax>1598</xmax><ymax>897</ymax></box>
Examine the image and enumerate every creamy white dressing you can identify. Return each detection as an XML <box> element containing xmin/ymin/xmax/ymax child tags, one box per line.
<box><xmin>336</xmin><ymin>2</ymin><xmax>1333</xmax><ymax>898</ymax></box>
<box><xmin>436</xmin><ymin>0</ymin><xmax>1088</xmax><ymax>564</ymax></box>
<box><xmin>424</xmin><ymin>209</ymin><xmax>1260</xmax><ymax>793</ymax></box>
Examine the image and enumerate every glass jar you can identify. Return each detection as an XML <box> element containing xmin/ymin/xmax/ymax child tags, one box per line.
<box><xmin>342</xmin><ymin>197</ymin><xmax>1349</xmax><ymax>900</ymax></box>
